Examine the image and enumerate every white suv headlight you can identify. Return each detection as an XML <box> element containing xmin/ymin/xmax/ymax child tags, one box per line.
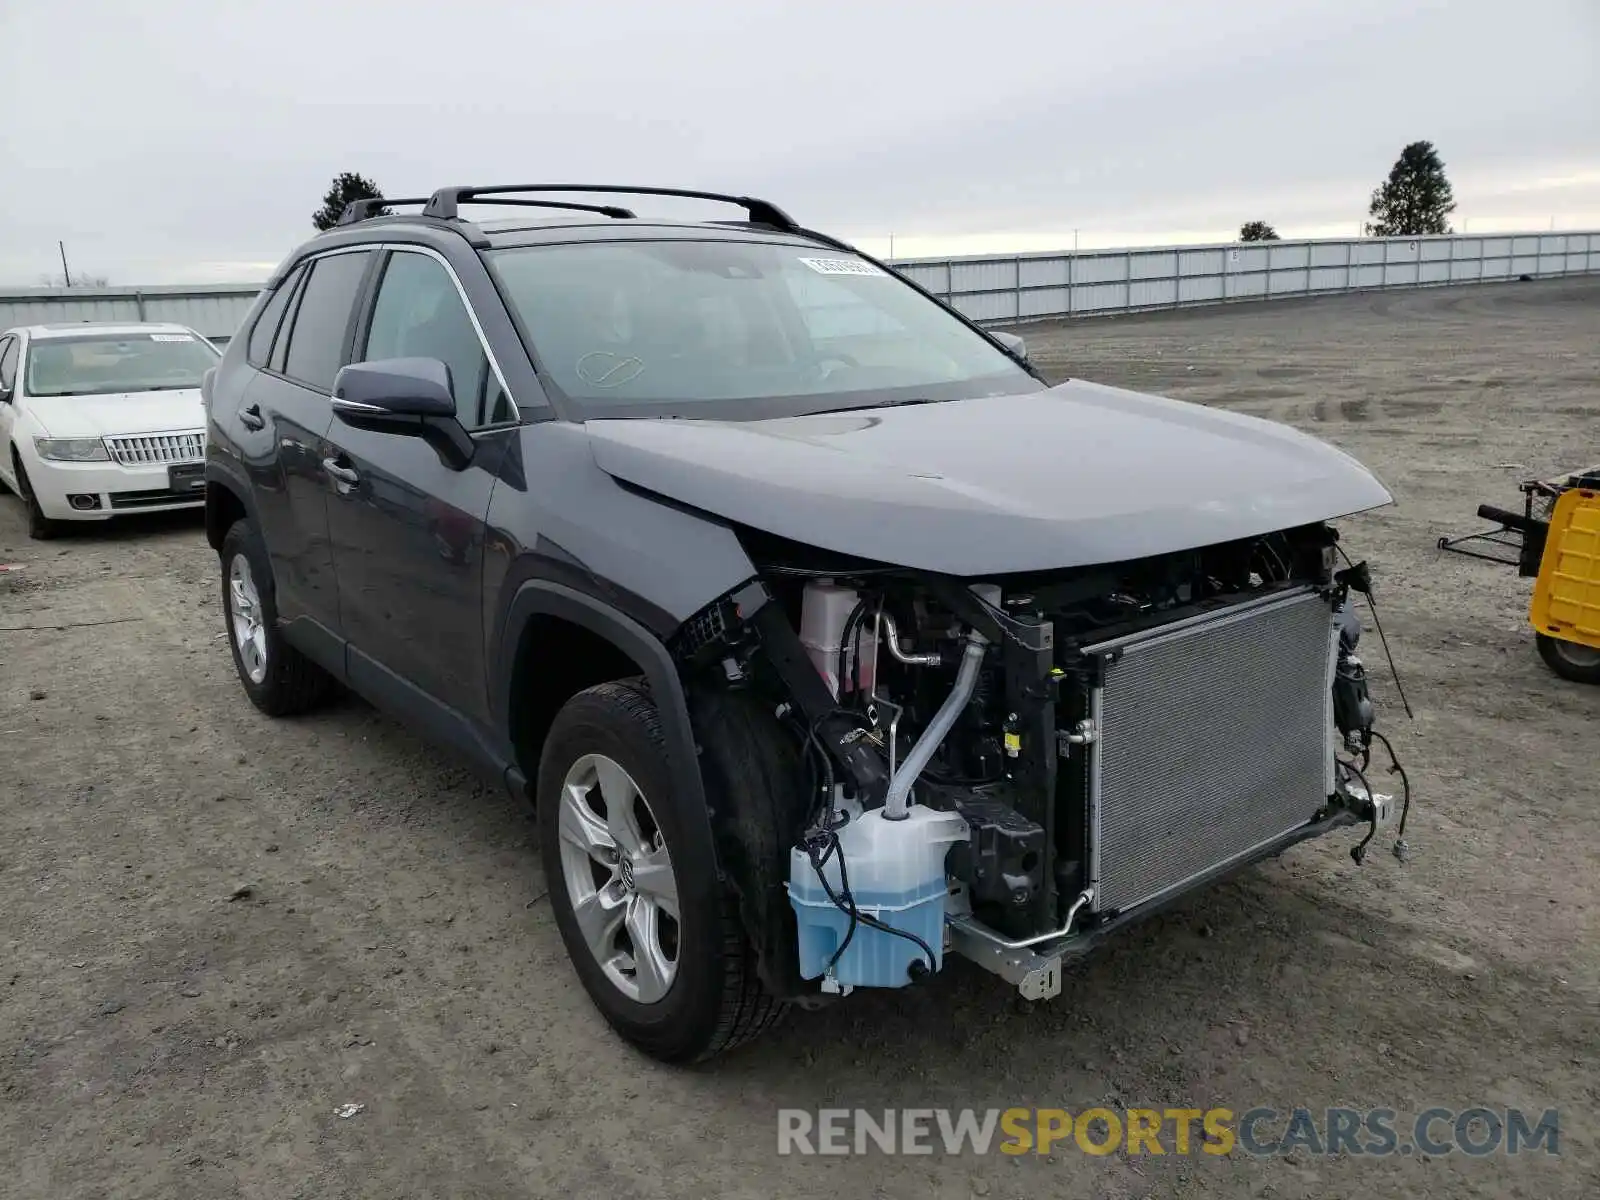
<box><xmin>34</xmin><ymin>437</ymin><xmax>111</xmax><ymax>462</ymax></box>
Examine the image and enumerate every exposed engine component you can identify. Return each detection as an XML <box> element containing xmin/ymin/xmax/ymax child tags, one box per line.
<box><xmin>675</xmin><ymin>521</ymin><xmax>1411</xmax><ymax>999</ymax></box>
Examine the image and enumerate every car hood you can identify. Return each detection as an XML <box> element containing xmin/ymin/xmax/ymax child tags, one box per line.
<box><xmin>27</xmin><ymin>389</ymin><xmax>204</xmax><ymax>439</ymax></box>
<box><xmin>583</xmin><ymin>379</ymin><xmax>1393</xmax><ymax>575</ymax></box>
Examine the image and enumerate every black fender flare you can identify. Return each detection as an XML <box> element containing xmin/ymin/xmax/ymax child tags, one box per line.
<box><xmin>497</xmin><ymin>579</ymin><xmax>722</xmax><ymax>883</ymax></box>
<box><xmin>203</xmin><ymin>458</ymin><xmax>262</xmax><ymax>550</ymax></box>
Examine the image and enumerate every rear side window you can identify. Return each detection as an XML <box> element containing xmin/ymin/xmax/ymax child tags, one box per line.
<box><xmin>281</xmin><ymin>251</ymin><xmax>374</xmax><ymax>392</ymax></box>
<box><xmin>247</xmin><ymin>265</ymin><xmax>305</xmax><ymax>367</ymax></box>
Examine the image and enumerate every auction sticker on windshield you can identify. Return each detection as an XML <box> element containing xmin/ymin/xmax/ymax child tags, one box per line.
<box><xmin>797</xmin><ymin>257</ymin><xmax>885</xmax><ymax>277</ymax></box>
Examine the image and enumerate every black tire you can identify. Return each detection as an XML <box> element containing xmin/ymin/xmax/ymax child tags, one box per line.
<box><xmin>537</xmin><ymin>680</ymin><xmax>785</xmax><ymax>1063</ymax></box>
<box><xmin>218</xmin><ymin>518</ymin><xmax>338</xmax><ymax>716</ymax></box>
<box><xmin>1536</xmin><ymin>633</ymin><xmax>1600</xmax><ymax>685</ymax></box>
<box><xmin>11</xmin><ymin>455</ymin><xmax>64</xmax><ymax>540</ymax></box>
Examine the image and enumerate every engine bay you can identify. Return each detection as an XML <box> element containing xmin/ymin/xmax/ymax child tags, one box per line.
<box><xmin>671</xmin><ymin>520</ymin><xmax>1407</xmax><ymax>1000</ymax></box>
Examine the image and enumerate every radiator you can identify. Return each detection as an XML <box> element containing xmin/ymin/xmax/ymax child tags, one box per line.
<box><xmin>1082</xmin><ymin>587</ymin><xmax>1338</xmax><ymax>913</ymax></box>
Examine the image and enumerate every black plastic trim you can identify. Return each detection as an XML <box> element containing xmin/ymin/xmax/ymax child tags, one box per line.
<box><xmin>496</xmin><ymin>579</ymin><xmax>721</xmax><ymax>879</ymax></box>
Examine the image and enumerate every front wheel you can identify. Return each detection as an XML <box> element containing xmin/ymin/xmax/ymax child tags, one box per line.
<box><xmin>537</xmin><ymin>680</ymin><xmax>784</xmax><ymax>1062</ymax></box>
<box><xmin>1537</xmin><ymin>633</ymin><xmax>1600</xmax><ymax>684</ymax></box>
<box><xmin>12</xmin><ymin>456</ymin><xmax>64</xmax><ymax>540</ymax></box>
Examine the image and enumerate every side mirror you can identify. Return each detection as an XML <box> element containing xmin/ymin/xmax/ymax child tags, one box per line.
<box><xmin>332</xmin><ymin>357</ymin><xmax>458</xmax><ymax>421</ymax></box>
<box><xmin>992</xmin><ymin>331</ymin><xmax>1029</xmax><ymax>364</ymax></box>
<box><xmin>331</xmin><ymin>357</ymin><xmax>473</xmax><ymax>469</ymax></box>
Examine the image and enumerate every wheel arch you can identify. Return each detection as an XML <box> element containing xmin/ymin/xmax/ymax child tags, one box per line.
<box><xmin>204</xmin><ymin>461</ymin><xmax>258</xmax><ymax>551</ymax></box>
<box><xmin>498</xmin><ymin>580</ymin><xmax>722</xmax><ymax>882</ymax></box>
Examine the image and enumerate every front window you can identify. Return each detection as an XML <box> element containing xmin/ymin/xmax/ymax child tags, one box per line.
<box><xmin>488</xmin><ymin>240</ymin><xmax>1035</xmax><ymax>417</ymax></box>
<box><xmin>24</xmin><ymin>331</ymin><xmax>220</xmax><ymax>398</ymax></box>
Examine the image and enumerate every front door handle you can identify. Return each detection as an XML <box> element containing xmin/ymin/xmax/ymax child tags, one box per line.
<box><xmin>322</xmin><ymin>457</ymin><xmax>360</xmax><ymax>488</ymax></box>
<box><xmin>239</xmin><ymin>404</ymin><xmax>265</xmax><ymax>431</ymax></box>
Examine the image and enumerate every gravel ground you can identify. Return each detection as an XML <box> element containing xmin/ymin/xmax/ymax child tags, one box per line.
<box><xmin>2</xmin><ymin>278</ymin><xmax>1597</xmax><ymax>1200</ymax></box>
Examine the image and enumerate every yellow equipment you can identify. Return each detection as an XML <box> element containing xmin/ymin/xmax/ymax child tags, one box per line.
<box><xmin>1438</xmin><ymin>468</ymin><xmax>1600</xmax><ymax>685</ymax></box>
<box><xmin>1529</xmin><ymin>484</ymin><xmax>1600</xmax><ymax>683</ymax></box>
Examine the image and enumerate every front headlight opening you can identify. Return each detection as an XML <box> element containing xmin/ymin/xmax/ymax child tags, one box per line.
<box><xmin>34</xmin><ymin>437</ymin><xmax>110</xmax><ymax>462</ymax></box>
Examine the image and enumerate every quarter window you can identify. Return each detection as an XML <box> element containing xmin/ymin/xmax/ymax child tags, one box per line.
<box><xmin>247</xmin><ymin>264</ymin><xmax>305</xmax><ymax>367</ymax></box>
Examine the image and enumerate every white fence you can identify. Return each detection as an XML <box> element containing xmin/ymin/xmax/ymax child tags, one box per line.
<box><xmin>891</xmin><ymin>231</ymin><xmax>1600</xmax><ymax>324</ymax></box>
<box><xmin>0</xmin><ymin>283</ymin><xmax>259</xmax><ymax>343</ymax></box>
<box><xmin>2</xmin><ymin>231</ymin><xmax>1597</xmax><ymax>339</ymax></box>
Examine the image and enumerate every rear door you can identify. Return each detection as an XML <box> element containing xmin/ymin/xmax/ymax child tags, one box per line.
<box><xmin>242</xmin><ymin>249</ymin><xmax>376</xmax><ymax>657</ymax></box>
<box><xmin>323</xmin><ymin>247</ymin><xmax>518</xmax><ymax>728</ymax></box>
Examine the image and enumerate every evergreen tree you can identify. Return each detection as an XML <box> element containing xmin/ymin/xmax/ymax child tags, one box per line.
<box><xmin>1365</xmin><ymin>142</ymin><xmax>1455</xmax><ymax>236</ymax></box>
<box><xmin>313</xmin><ymin>173</ymin><xmax>387</xmax><ymax>231</ymax></box>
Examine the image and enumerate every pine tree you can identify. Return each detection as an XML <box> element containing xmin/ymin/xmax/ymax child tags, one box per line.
<box><xmin>1365</xmin><ymin>142</ymin><xmax>1456</xmax><ymax>237</ymax></box>
<box><xmin>312</xmin><ymin>173</ymin><xmax>388</xmax><ymax>231</ymax></box>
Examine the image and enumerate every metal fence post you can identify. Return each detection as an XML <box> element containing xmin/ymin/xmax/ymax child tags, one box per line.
<box><xmin>134</xmin><ymin>291</ymin><xmax>147</xmax><ymax>321</ymax></box>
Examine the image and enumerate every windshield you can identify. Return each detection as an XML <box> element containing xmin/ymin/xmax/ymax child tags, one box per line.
<box><xmin>488</xmin><ymin>240</ymin><xmax>1037</xmax><ymax>417</ymax></box>
<box><xmin>24</xmin><ymin>331</ymin><xmax>219</xmax><ymax>398</ymax></box>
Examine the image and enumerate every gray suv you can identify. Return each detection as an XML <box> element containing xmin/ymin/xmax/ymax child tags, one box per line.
<box><xmin>203</xmin><ymin>185</ymin><xmax>1410</xmax><ymax>1063</ymax></box>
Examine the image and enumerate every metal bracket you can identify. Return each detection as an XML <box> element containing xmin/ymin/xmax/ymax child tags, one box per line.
<box><xmin>943</xmin><ymin>888</ymin><xmax>1095</xmax><ymax>1001</ymax></box>
<box><xmin>946</xmin><ymin>917</ymin><xmax>1064</xmax><ymax>1000</ymax></box>
<box><xmin>1370</xmin><ymin>791</ymin><xmax>1396</xmax><ymax>831</ymax></box>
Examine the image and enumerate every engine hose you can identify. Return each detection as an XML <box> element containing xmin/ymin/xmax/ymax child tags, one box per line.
<box><xmin>882</xmin><ymin>629</ymin><xmax>988</xmax><ymax>820</ymax></box>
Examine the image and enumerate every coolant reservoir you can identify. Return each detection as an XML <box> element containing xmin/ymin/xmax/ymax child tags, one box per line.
<box><xmin>788</xmin><ymin>805</ymin><xmax>968</xmax><ymax>990</ymax></box>
<box><xmin>799</xmin><ymin>582</ymin><xmax>877</xmax><ymax>698</ymax></box>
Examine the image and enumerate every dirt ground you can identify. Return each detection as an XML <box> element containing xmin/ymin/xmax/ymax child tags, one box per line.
<box><xmin>2</xmin><ymin>279</ymin><xmax>1597</xmax><ymax>1200</ymax></box>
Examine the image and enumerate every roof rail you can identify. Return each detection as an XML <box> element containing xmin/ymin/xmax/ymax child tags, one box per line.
<box><xmin>422</xmin><ymin>185</ymin><xmax>798</xmax><ymax>231</ymax></box>
<box><xmin>336</xmin><ymin>196</ymin><xmax>431</xmax><ymax>226</ymax></box>
<box><xmin>444</xmin><ymin>197</ymin><xmax>637</xmax><ymax>219</ymax></box>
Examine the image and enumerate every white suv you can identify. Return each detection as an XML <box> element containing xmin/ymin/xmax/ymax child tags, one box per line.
<box><xmin>0</xmin><ymin>322</ymin><xmax>221</xmax><ymax>539</ymax></box>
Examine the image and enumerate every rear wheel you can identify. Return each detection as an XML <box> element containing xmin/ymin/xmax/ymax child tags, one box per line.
<box><xmin>11</xmin><ymin>455</ymin><xmax>64</xmax><ymax>540</ymax></box>
<box><xmin>219</xmin><ymin>518</ymin><xmax>338</xmax><ymax>715</ymax></box>
<box><xmin>537</xmin><ymin>680</ymin><xmax>784</xmax><ymax>1062</ymax></box>
<box><xmin>1537</xmin><ymin>633</ymin><xmax>1600</xmax><ymax>685</ymax></box>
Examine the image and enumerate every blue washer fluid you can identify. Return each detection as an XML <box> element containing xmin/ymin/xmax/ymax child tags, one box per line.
<box><xmin>787</xmin><ymin>805</ymin><xmax>968</xmax><ymax>990</ymax></box>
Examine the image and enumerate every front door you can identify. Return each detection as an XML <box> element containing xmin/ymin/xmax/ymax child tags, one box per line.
<box><xmin>323</xmin><ymin>248</ymin><xmax>518</xmax><ymax>727</ymax></box>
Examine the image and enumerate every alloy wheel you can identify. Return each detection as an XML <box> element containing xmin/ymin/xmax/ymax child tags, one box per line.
<box><xmin>228</xmin><ymin>553</ymin><xmax>268</xmax><ymax>684</ymax></box>
<box><xmin>556</xmin><ymin>752</ymin><xmax>681</xmax><ymax>1003</ymax></box>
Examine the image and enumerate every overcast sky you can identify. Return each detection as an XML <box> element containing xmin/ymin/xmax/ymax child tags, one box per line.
<box><xmin>1</xmin><ymin>0</ymin><xmax>1596</xmax><ymax>285</ymax></box>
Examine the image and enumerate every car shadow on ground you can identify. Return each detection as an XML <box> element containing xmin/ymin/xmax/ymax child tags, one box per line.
<box><xmin>44</xmin><ymin>507</ymin><xmax>207</xmax><ymax>543</ymax></box>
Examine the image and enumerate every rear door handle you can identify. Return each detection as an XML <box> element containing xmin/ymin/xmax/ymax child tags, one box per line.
<box><xmin>239</xmin><ymin>404</ymin><xmax>265</xmax><ymax>431</ymax></box>
<box><xmin>322</xmin><ymin>457</ymin><xmax>360</xmax><ymax>488</ymax></box>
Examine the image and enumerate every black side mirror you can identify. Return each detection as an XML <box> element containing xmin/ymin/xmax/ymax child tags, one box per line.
<box><xmin>331</xmin><ymin>358</ymin><xmax>472</xmax><ymax>467</ymax></box>
<box><xmin>992</xmin><ymin>331</ymin><xmax>1029</xmax><ymax>364</ymax></box>
<box><xmin>333</xmin><ymin>357</ymin><xmax>457</xmax><ymax>419</ymax></box>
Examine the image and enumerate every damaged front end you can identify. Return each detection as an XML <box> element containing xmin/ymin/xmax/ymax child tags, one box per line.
<box><xmin>670</xmin><ymin>521</ymin><xmax>1411</xmax><ymax>1005</ymax></box>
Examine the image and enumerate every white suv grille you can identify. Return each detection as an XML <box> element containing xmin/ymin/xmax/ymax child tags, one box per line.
<box><xmin>104</xmin><ymin>432</ymin><xmax>205</xmax><ymax>466</ymax></box>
